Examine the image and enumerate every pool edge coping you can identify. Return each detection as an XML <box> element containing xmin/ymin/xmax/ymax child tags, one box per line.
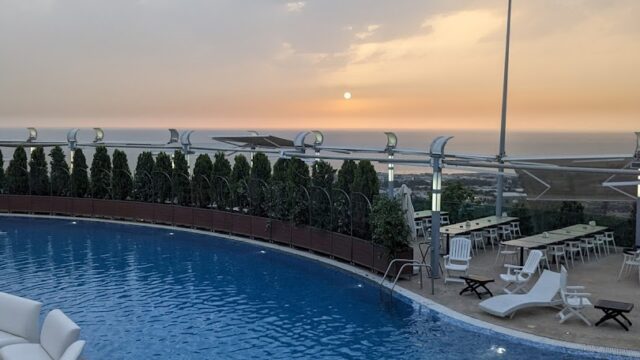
<box><xmin>3</xmin><ymin>213</ymin><xmax>639</xmax><ymax>358</ymax></box>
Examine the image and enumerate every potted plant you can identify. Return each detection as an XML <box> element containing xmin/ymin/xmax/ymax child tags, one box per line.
<box><xmin>370</xmin><ymin>196</ymin><xmax>413</xmax><ymax>276</ymax></box>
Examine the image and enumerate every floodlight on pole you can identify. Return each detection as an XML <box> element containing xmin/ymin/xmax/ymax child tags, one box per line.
<box><xmin>496</xmin><ymin>0</ymin><xmax>513</xmax><ymax>217</ymax></box>
<box><xmin>385</xmin><ymin>132</ymin><xmax>397</xmax><ymax>197</ymax></box>
<box><xmin>66</xmin><ymin>128</ymin><xmax>79</xmax><ymax>170</ymax></box>
<box><xmin>93</xmin><ymin>128</ymin><xmax>104</xmax><ymax>143</ymax></box>
<box><xmin>429</xmin><ymin>135</ymin><xmax>453</xmax><ymax>278</ymax></box>
<box><xmin>633</xmin><ymin>131</ymin><xmax>640</xmax><ymax>249</ymax></box>
<box><xmin>27</xmin><ymin>127</ymin><xmax>37</xmax><ymax>154</ymax></box>
<box><xmin>311</xmin><ymin>130</ymin><xmax>324</xmax><ymax>161</ymax></box>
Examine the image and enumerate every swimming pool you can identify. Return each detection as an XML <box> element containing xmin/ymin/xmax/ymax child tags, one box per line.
<box><xmin>0</xmin><ymin>216</ymin><xmax>625</xmax><ymax>359</ymax></box>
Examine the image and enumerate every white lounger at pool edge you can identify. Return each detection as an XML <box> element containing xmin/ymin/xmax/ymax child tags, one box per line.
<box><xmin>0</xmin><ymin>292</ymin><xmax>42</xmax><ymax>347</ymax></box>
<box><xmin>478</xmin><ymin>270</ymin><xmax>562</xmax><ymax>318</ymax></box>
<box><xmin>0</xmin><ymin>309</ymin><xmax>85</xmax><ymax>360</ymax></box>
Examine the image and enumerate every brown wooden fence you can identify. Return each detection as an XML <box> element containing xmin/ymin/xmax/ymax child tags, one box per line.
<box><xmin>0</xmin><ymin>195</ymin><xmax>412</xmax><ymax>276</ymax></box>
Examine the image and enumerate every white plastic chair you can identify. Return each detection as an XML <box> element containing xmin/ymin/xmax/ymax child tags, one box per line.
<box><xmin>603</xmin><ymin>231</ymin><xmax>617</xmax><ymax>254</ymax></box>
<box><xmin>484</xmin><ymin>228</ymin><xmax>499</xmax><ymax>250</ymax></box>
<box><xmin>497</xmin><ymin>224</ymin><xmax>512</xmax><ymax>241</ymax></box>
<box><xmin>565</xmin><ymin>241</ymin><xmax>583</xmax><ymax>267</ymax></box>
<box><xmin>471</xmin><ymin>231</ymin><xmax>485</xmax><ymax>254</ymax></box>
<box><xmin>495</xmin><ymin>241</ymin><xmax>517</xmax><ymax>265</ymax></box>
<box><xmin>548</xmin><ymin>244</ymin><xmax>567</xmax><ymax>271</ymax></box>
<box><xmin>443</xmin><ymin>237</ymin><xmax>472</xmax><ymax>284</ymax></box>
<box><xmin>579</xmin><ymin>237</ymin><xmax>597</xmax><ymax>261</ymax></box>
<box><xmin>500</xmin><ymin>250</ymin><xmax>542</xmax><ymax>294</ymax></box>
<box><xmin>0</xmin><ymin>309</ymin><xmax>85</xmax><ymax>360</ymax></box>
<box><xmin>535</xmin><ymin>247</ymin><xmax>551</xmax><ymax>273</ymax></box>
<box><xmin>558</xmin><ymin>266</ymin><xmax>592</xmax><ymax>326</ymax></box>
<box><xmin>510</xmin><ymin>222</ymin><xmax>522</xmax><ymax>238</ymax></box>
<box><xmin>593</xmin><ymin>235</ymin><xmax>606</xmax><ymax>257</ymax></box>
<box><xmin>414</xmin><ymin>219</ymin><xmax>426</xmax><ymax>238</ymax></box>
<box><xmin>617</xmin><ymin>250</ymin><xmax>640</xmax><ymax>282</ymax></box>
<box><xmin>441</xmin><ymin>215</ymin><xmax>450</xmax><ymax>225</ymax></box>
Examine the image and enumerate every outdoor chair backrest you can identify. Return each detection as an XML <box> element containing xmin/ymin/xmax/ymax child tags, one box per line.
<box><xmin>559</xmin><ymin>266</ymin><xmax>569</xmax><ymax>301</ymax></box>
<box><xmin>522</xmin><ymin>250</ymin><xmax>542</xmax><ymax>275</ymax></box>
<box><xmin>449</xmin><ymin>237</ymin><xmax>471</xmax><ymax>261</ymax></box>
<box><xmin>472</xmin><ymin>231</ymin><xmax>483</xmax><ymax>241</ymax></box>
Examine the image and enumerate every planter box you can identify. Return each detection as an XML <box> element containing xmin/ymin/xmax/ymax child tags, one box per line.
<box><xmin>271</xmin><ymin>220</ymin><xmax>292</xmax><ymax>245</ymax></box>
<box><xmin>330</xmin><ymin>233</ymin><xmax>352</xmax><ymax>262</ymax></box>
<box><xmin>31</xmin><ymin>196</ymin><xmax>52</xmax><ymax>214</ymax></box>
<box><xmin>212</xmin><ymin>210</ymin><xmax>233</xmax><ymax>233</ymax></box>
<box><xmin>173</xmin><ymin>206</ymin><xmax>193</xmax><ymax>227</ymax></box>
<box><xmin>231</xmin><ymin>213</ymin><xmax>252</xmax><ymax>237</ymax></box>
<box><xmin>250</xmin><ymin>217</ymin><xmax>271</xmax><ymax>241</ymax></box>
<box><xmin>192</xmin><ymin>208</ymin><xmax>213</xmax><ymax>230</ymax></box>
<box><xmin>310</xmin><ymin>228</ymin><xmax>332</xmax><ymax>255</ymax></box>
<box><xmin>291</xmin><ymin>225</ymin><xmax>311</xmax><ymax>250</ymax></box>
<box><xmin>50</xmin><ymin>197</ymin><xmax>72</xmax><ymax>215</ymax></box>
<box><xmin>8</xmin><ymin>195</ymin><xmax>32</xmax><ymax>213</ymax></box>
<box><xmin>72</xmin><ymin>198</ymin><xmax>93</xmax><ymax>217</ymax></box>
<box><xmin>373</xmin><ymin>245</ymin><xmax>414</xmax><ymax>278</ymax></box>
<box><xmin>352</xmin><ymin>237</ymin><xmax>374</xmax><ymax>269</ymax></box>
<box><xmin>154</xmin><ymin>204</ymin><xmax>173</xmax><ymax>224</ymax></box>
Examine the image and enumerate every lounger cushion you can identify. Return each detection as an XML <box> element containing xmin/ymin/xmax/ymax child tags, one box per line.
<box><xmin>0</xmin><ymin>331</ymin><xmax>28</xmax><ymax>348</ymax></box>
<box><xmin>40</xmin><ymin>310</ymin><xmax>80</xmax><ymax>360</ymax></box>
<box><xmin>59</xmin><ymin>340</ymin><xmax>86</xmax><ymax>360</ymax></box>
<box><xmin>0</xmin><ymin>343</ymin><xmax>52</xmax><ymax>360</ymax></box>
<box><xmin>0</xmin><ymin>292</ymin><xmax>42</xmax><ymax>342</ymax></box>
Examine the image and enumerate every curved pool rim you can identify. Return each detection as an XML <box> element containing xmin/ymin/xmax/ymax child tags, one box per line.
<box><xmin>3</xmin><ymin>213</ymin><xmax>638</xmax><ymax>359</ymax></box>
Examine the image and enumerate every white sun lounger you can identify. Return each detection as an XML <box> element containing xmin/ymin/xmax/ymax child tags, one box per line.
<box><xmin>479</xmin><ymin>270</ymin><xmax>562</xmax><ymax>318</ymax></box>
<box><xmin>0</xmin><ymin>292</ymin><xmax>42</xmax><ymax>347</ymax></box>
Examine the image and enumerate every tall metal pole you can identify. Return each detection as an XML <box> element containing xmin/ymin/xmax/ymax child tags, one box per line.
<box><xmin>635</xmin><ymin>132</ymin><xmax>640</xmax><ymax>249</ymax></box>
<box><xmin>496</xmin><ymin>0</ymin><xmax>513</xmax><ymax>217</ymax></box>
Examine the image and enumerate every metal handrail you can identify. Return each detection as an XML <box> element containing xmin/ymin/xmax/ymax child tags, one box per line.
<box><xmin>380</xmin><ymin>258</ymin><xmax>434</xmax><ymax>295</ymax></box>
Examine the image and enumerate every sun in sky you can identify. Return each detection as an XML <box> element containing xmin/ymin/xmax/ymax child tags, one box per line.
<box><xmin>343</xmin><ymin>91</ymin><xmax>352</xmax><ymax>100</ymax></box>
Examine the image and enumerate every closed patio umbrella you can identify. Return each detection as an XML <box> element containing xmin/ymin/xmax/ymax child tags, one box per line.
<box><xmin>398</xmin><ymin>184</ymin><xmax>417</xmax><ymax>242</ymax></box>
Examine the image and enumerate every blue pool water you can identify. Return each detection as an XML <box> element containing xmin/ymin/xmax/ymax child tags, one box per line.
<box><xmin>0</xmin><ymin>216</ymin><xmax>624</xmax><ymax>359</ymax></box>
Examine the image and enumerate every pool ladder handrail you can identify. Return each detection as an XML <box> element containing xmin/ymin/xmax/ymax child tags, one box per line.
<box><xmin>380</xmin><ymin>258</ymin><xmax>434</xmax><ymax>295</ymax></box>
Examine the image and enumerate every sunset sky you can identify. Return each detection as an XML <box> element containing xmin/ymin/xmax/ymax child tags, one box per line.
<box><xmin>0</xmin><ymin>0</ymin><xmax>638</xmax><ymax>132</ymax></box>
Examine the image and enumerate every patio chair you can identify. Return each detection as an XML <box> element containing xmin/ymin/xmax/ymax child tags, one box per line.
<box><xmin>617</xmin><ymin>249</ymin><xmax>640</xmax><ymax>282</ymax></box>
<box><xmin>443</xmin><ymin>237</ymin><xmax>472</xmax><ymax>284</ymax></box>
<box><xmin>441</xmin><ymin>215</ymin><xmax>450</xmax><ymax>225</ymax></box>
<box><xmin>479</xmin><ymin>270</ymin><xmax>562</xmax><ymax>318</ymax></box>
<box><xmin>497</xmin><ymin>224</ymin><xmax>513</xmax><ymax>241</ymax></box>
<box><xmin>414</xmin><ymin>219</ymin><xmax>426</xmax><ymax>239</ymax></box>
<box><xmin>0</xmin><ymin>292</ymin><xmax>42</xmax><ymax>347</ymax></box>
<box><xmin>471</xmin><ymin>231</ymin><xmax>485</xmax><ymax>254</ymax></box>
<box><xmin>557</xmin><ymin>266</ymin><xmax>592</xmax><ymax>326</ymax></box>
<box><xmin>548</xmin><ymin>244</ymin><xmax>568</xmax><ymax>271</ymax></box>
<box><xmin>484</xmin><ymin>228</ymin><xmax>499</xmax><ymax>250</ymax></box>
<box><xmin>534</xmin><ymin>247</ymin><xmax>551</xmax><ymax>273</ymax></box>
<box><xmin>579</xmin><ymin>237</ymin><xmax>597</xmax><ymax>261</ymax></box>
<box><xmin>593</xmin><ymin>235</ymin><xmax>606</xmax><ymax>257</ymax></box>
<box><xmin>603</xmin><ymin>232</ymin><xmax>617</xmax><ymax>254</ymax></box>
<box><xmin>495</xmin><ymin>241</ymin><xmax>517</xmax><ymax>265</ymax></box>
<box><xmin>565</xmin><ymin>241</ymin><xmax>583</xmax><ymax>267</ymax></box>
<box><xmin>0</xmin><ymin>309</ymin><xmax>85</xmax><ymax>360</ymax></box>
<box><xmin>510</xmin><ymin>222</ymin><xmax>522</xmax><ymax>238</ymax></box>
<box><xmin>500</xmin><ymin>250</ymin><xmax>542</xmax><ymax>294</ymax></box>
